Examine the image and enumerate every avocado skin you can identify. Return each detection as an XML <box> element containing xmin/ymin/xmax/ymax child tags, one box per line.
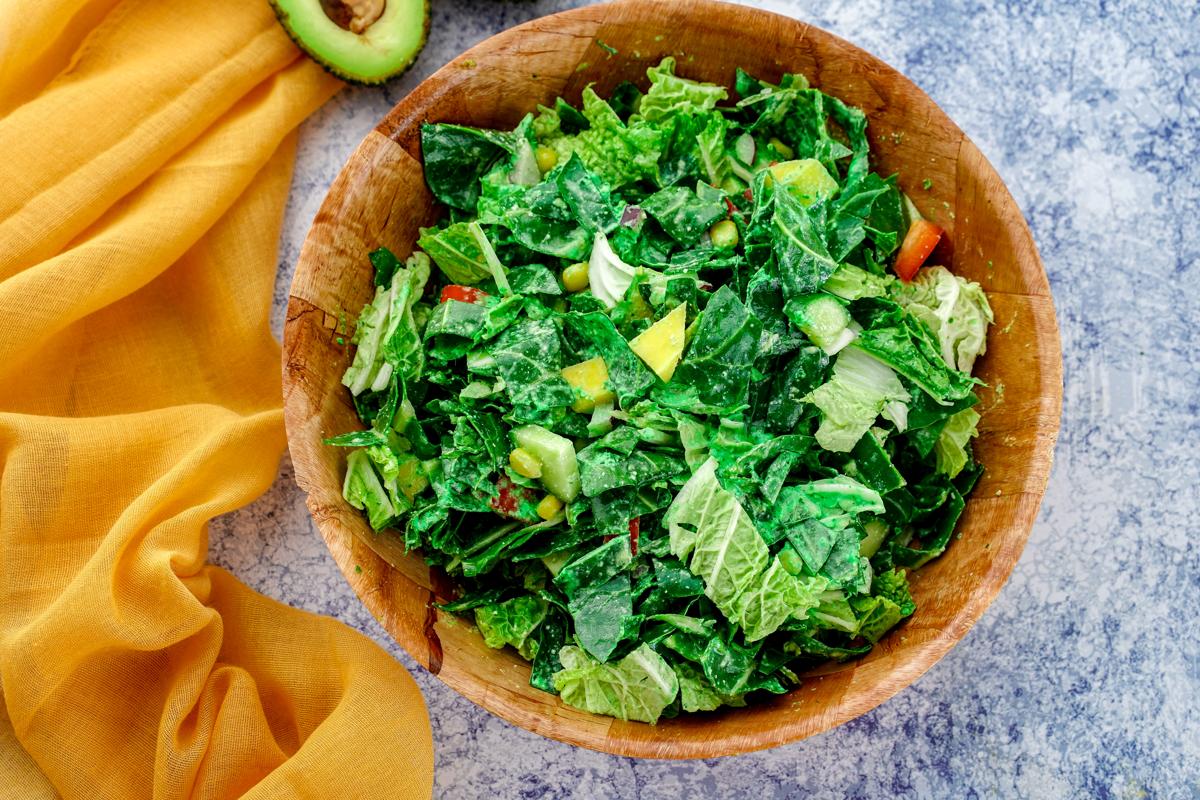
<box><xmin>268</xmin><ymin>0</ymin><xmax>431</xmax><ymax>86</ymax></box>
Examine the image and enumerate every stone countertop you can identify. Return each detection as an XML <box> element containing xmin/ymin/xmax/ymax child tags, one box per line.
<box><xmin>210</xmin><ymin>1</ymin><xmax>1200</xmax><ymax>797</ymax></box>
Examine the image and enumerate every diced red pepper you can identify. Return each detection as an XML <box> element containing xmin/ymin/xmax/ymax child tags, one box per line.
<box><xmin>440</xmin><ymin>284</ymin><xmax>486</xmax><ymax>304</ymax></box>
<box><xmin>724</xmin><ymin>197</ymin><xmax>736</xmax><ymax>216</ymax></box>
<box><xmin>743</xmin><ymin>188</ymin><xmax>754</xmax><ymax>202</ymax></box>
<box><xmin>489</xmin><ymin>477</ymin><xmax>519</xmax><ymax>516</ymax></box>
<box><xmin>601</xmin><ymin>517</ymin><xmax>641</xmax><ymax>553</ymax></box>
<box><xmin>488</xmin><ymin>474</ymin><xmax>536</xmax><ymax>518</ymax></box>
<box><xmin>893</xmin><ymin>219</ymin><xmax>943</xmax><ymax>282</ymax></box>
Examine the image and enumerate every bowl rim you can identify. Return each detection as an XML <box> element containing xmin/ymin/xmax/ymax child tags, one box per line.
<box><xmin>284</xmin><ymin>0</ymin><xmax>1063</xmax><ymax>759</ymax></box>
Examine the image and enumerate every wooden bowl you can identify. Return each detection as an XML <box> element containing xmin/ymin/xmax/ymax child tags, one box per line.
<box><xmin>282</xmin><ymin>0</ymin><xmax>1062</xmax><ymax>758</ymax></box>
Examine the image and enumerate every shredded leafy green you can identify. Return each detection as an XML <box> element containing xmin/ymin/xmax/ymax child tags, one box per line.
<box><xmin>329</xmin><ymin>60</ymin><xmax>993</xmax><ymax>723</ymax></box>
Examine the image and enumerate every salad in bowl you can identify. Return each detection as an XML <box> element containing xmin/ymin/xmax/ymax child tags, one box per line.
<box><xmin>325</xmin><ymin>58</ymin><xmax>993</xmax><ymax>724</ymax></box>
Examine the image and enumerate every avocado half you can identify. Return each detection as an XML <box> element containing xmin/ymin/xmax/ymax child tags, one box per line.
<box><xmin>270</xmin><ymin>0</ymin><xmax>429</xmax><ymax>85</ymax></box>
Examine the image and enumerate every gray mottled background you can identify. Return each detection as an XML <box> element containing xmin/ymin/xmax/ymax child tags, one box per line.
<box><xmin>209</xmin><ymin>1</ymin><xmax>1200</xmax><ymax>797</ymax></box>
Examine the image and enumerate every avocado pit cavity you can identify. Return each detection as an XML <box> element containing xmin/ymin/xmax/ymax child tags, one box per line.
<box><xmin>320</xmin><ymin>0</ymin><xmax>385</xmax><ymax>33</ymax></box>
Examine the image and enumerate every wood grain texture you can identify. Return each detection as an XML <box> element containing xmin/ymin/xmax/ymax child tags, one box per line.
<box><xmin>282</xmin><ymin>0</ymin><xmax>1063</xmax><ymax>758</ymax></box>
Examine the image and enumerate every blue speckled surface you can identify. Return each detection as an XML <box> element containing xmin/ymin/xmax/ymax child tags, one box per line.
<box><xmin>209</xmin><ymin>1</ymin><xmax>1200</xmax><ymax>796</ymax></box>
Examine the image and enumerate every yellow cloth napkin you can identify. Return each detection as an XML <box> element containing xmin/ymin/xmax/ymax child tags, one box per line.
<box><xmin>0</xmin><ymin>1</ymin><xmax>435</xmax><ymax>797</ymax></box>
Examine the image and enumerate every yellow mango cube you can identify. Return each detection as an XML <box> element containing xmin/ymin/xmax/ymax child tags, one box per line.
<box><xmin>561</xmin><ymin>357</ymin><xmax>614</xmax><ymax>413</ymax></box>
<box><xmin>629</xmin><ymin>303</ymin><xmax>687</xmax><ymax>382</ymax></box>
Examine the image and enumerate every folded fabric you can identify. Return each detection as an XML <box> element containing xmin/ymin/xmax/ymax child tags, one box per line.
<box><xmin>0</xmin><ymin>1</ymin><xmax>434</xmax><ymax>797</ymax></box>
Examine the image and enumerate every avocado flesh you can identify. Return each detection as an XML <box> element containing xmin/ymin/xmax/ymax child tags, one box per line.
<box><xmin>270</xmin><ymin>0</ymin><xmax>428</xmax><ymax>85</ymax></box>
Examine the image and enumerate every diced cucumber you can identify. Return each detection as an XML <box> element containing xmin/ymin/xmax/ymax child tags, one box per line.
<box><xmin>466</xmin><ymin>350</ymin><xmax>497</xmax><ymax>375</ymax></box>
<box><xmin>511</xmin><ymin>424</ymin><xmax>581</xmax><ymax>502</ymax></box>
<box><xmin>542</xmin><ymin>551</ymin><xmax>572</xmax><ymax>577</ymax></box>
<box><xmin>733</xmin><ymin>132</ymin><xmax>756</xmax><ymax>165</ymax></box>
<box><xmin>786</xmin><ymin>293</ymin><xmax>856</xmax><ymax>354</ymax></box>
<box><xmin>778</xmin><ymin>543</ymin><xmax>804</xmax><ymax>576</ymax></box>
<box><xmin>860</xmin><ymin>518</ymin><xmax>889</xmax><ymax>558</ymax></box>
